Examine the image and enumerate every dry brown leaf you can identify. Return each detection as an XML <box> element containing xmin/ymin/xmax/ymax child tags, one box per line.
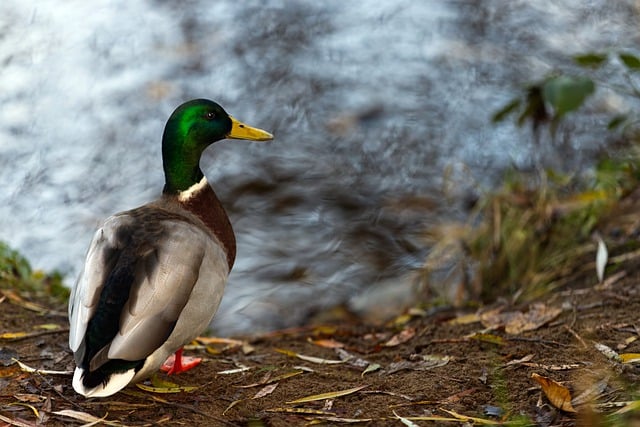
<box><xmin>308</xmin><ymin>338</ymin><xmax>345</xmax><ymax>349</ymax></box>
<box><xmin>386</xmin><ymin>355</ymin><xmax>450</xmax><ymax>374</ymax></box>
<box><xmin>531</xmin><ymin>373</ymin><xmax>576</xmax><ymax>413</ymax></box>
<box><xmin>1</xmin><ymin>290</ymin><xmax>48</xmax><ymax>313</ymax></box>
<box><xmin>481</xmin><ymin>303</ymin><xmax>562</xmax><ymax>334</ymax></box>
<box><xmin>0</xmin><ymin>413</ymin><xmax>37</xmax><ymax>427</ymax></box>
<box><xmin>253</xmin><ymin>383</ymin><xmax>278</xmax><ymax>399</ymax></box>
<box><xmin>505</xmin><ymin>354</ymin><xmax>535</xmax><ymax>366</ymax></box>
<box><xmin>505</xmin><ymin>303</ymin><xmax>562</xmax><ymax>334</ymax></box>
<box><xmin>383</xmin><ymin>327</ymin><xmax>416</xmax><ymax>347</ymax></box>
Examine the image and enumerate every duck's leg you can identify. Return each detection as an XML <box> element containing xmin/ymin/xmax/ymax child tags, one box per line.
<box><xmin>160</xmin><ymin>347</ymin><xmax>202</xmax><ymax>375</ymax></box>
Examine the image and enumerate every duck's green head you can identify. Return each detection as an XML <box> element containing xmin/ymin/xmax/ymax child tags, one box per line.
<box><xmin>162</xmin><ymin>99</ymin><xmax>273</xmax><ymax>194</ymax></box>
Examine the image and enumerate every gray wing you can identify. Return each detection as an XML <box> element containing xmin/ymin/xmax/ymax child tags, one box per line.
<box><xmin>69</xmin><ymin>211</ymin><xmax>229</xmax><ymax>366</ymax></box>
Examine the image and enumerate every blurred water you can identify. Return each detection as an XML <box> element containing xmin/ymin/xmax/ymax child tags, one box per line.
<box><xmin>1</xmin><ymin>1</ymin><xmax>638</xmax><ymax>333</ymax></box>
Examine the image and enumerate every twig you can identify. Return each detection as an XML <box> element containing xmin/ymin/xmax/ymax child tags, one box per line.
<box><xmin>506</xmin><ymin>337</ymin><xmax>570</xmax><ymax>347</ymax></box>
<box><xmin>564</xmin><ymin>325</ymin><xmax>588</xmax><ymax>349</ymax></box>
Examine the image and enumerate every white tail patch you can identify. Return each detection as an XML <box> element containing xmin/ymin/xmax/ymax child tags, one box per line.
<box><xmin>178</xmin><ymin>177</ymin><xmax>209</xmax><ymax>202</ymax></box>
<box><xmin>72</xmin><ymin>367</ymin><xmax>136</xmax><ymax>398</ymax></box>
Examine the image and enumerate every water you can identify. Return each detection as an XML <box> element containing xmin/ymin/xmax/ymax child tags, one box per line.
<box><xmin>1</xmin><ymin>1</ymin><xmax>638</xmax><ymax>334</ymax></box>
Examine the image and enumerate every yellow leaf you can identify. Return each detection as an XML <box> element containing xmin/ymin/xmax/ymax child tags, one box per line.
<box><xmin>136</xmin><ymin>383</ymin><xmax>198</xmax><ymax>394</ymax></box>
<box><xmin>136</xmin><ymin>376</ymin><xmax>198</xmax><ymax>393</ymax></box>
<box><xmin>619</xmin><ymin>353</ymin><xmax>640</xmax><ymax>364</ymax></box>
<box><xmin>287</xmin><ymin>385</ymin><xmax>368</xmax><ymax>404</ymax></box>
<box><xmin>531</xmin><ymin>373</ymin><xmax>576</xmax><ymax>413</ymax></box>
<box><xmin>34</xmin><ymin>324</ymin><xmax>61</xmax><ymax>331</ymax></box>
<box><xmin>468</xmin><ymin>333</ymin><xmax>505</xmax><ymax>345</ymax></box>
<box><xmin>448</xmin><ymin>313</ymin><xmax>480</xmax><ymax>325</ymax></box>
<box><xmin>266</xmin><ymin>407</ymin><xmax>334</xmax><ymax>415</ymax></box>
<box><xmin>0</xmin><ymin>332</ymin><xmax>28</xmax><ymax>340</ymax></box>
<box><xmin>8</xmin><ymin>402</ymin><xmax>40</xmax><ymax>419</ymax></box>
<box><xmin>439</xmin><ymin>408</ymin><xmax>500</xmax><ymax>425</ymax></box>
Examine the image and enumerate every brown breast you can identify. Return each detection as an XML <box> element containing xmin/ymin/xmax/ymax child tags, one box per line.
<box><xmin>176</xmin><ymin>182</ymin><xmax>236</xmax><ymax>270</ymax></box>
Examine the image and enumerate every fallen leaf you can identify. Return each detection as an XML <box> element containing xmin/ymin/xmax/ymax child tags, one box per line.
<box><xmin>505</xmin><ymin>304</ymin><xmax>562</xmax><ymax>334</ymax></box>
<box><xmin>195</xmin><ymin>336</ymin><xmax>244</xmax><ymax>346</ymax></box>
<box><xmin>34</xmin><ymin>324</ymin><xmax>61</xmax><ymax>331</ymax></box>
<box><xmin>393</xmin><ymin>410</ymin><xmax>420</xmax><ymax>427</ymax></box>
<box><xmin>617</xmin><ymin>336</ymin><xmax>637</xmax><ymax>350</ymax></box>
<box><xmin>595</xmin><ymin>234</ymin><xmax>608</xmax><ymax>283</ymax></box>
<box><xmin>467</xmin><ymin>333</ymin><xmax>505</xmax><ymax>345</ymax></box>
<box><xmin>448</xmin><ymin>313</ymin><xmax>481</xmax><ymax>325</ymax></box>
<box><xmin>480</xmin><ymin>303</ymin><xmax>562</xmax><ymax>334</ymax></box>
<box><xmin>7</xmin><ymin>402</ymin><xmax>40</xmax><ymax>420</ymax></box>
<box><xmin>52</xmin><ymin>409</ymin><xmax>126</xmax><ymax>427</ymax></box>
<box><xmin>136</xmin><ymin>375</ymin><xmax>198</xmax><ymax>393</ymax></box>
<box><xmin>12</xmin><ymin>359</ymin><xmax>72</xmax><ymax>375</ymax></box>
<box><xmin>505</xmin><ymin>354</ymin><xmax>535</xmax><ymax>366</ymax></box>
<box><xmin>386</xmin><ymin>355</ymin><xmax>450</xmax><ymax>374</ymax></box>
<box><xmin>1</xmin><ymin>290</ymin><xmax>48</xmax><ymax>313</ymax></box>
<box><xmin>13</xmin><ymin>394</ymin><xmax>46</xmax><ymax>403</ymax></box>
<box><xmin>439</xmin><ymin>408</ymin><xmax>500</xmax><ymax>425</ymax></box>
<box><xmin>217</xmin><ymin>365</ymin><xmax>251</xmax><ymax>375</ymax></box>
<box><xmin>383</xmin><ymin>327</ymin><xmax>416</xmax><ymax>347</ymax></box>
<box><xmin>619</xmin><ymin>353</ymin><xmax>640</xmax><ymax>364</ymax></box>
<box><xmin>361</xmin><ymin>363</ymin><xmax>381</xmax><ymax>376</ymax></box>
<box><xmin>222</xmin><ymin>399</ymin><xmax>244</xmax><ymax>415</ymax></box>
<box><xmin>286</xmin><ymin>385</ymin><xmax>367</xmax><ymax>404</ymax></box>
<box><xmin>0</xmin><ymin>413</ymin><xmax>38</xmax><ymax>427</ymax></box>
<box><xmin>275</xmin><ymin>348</ymin><xmax>344</xmax><ymax>364</ymax></box>
<box><xmin>253</xmin><ymin>383</ymin><xmax>278</xmax><ymax>399</ymax></box>
<box><xmin>316</xmin><ymin>416</ymin><xmax>374</xmax><ymax>423</ymax></box>
<box><xmin>594</xmin><ymin>342</ymin><xmax>622</xmax><ymax>362</ymax></box>
<box><xmin>0</xmin><ymin>332</ymin><xmax>29</xmax><ymax>340</ymax></box>
<box><xmin>308</xmin><ymin>338</ymin><xmax>345</xmax><ymax>349</ymax></box>
<box><xmin>531</xmin><ymin>373</ymin><xmax>576</xmax><ymax>413</ymax></box>
<box><xmin>266</xmin><ymin>407</ymin><xmax>334</xmax><ymax>415</ymax></box>
<box><xmin>334</xmin><ymin>348</ymin><xmax>370</xmax><ymax>368</ymax></box>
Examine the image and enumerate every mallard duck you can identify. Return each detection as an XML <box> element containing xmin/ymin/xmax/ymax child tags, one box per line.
<box><xmin>68</xmin><ymin>99</ymin><xmax>273</xmax><ymax>397</ymax></box>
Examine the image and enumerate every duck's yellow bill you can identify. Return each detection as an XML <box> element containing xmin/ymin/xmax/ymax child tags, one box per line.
<box><xmin>228</xmin><ymin>116</ymin><xmax>274</xmax><ymax>141</ymax></box>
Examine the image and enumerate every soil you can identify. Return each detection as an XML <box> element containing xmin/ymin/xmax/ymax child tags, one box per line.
<box><xmin>1</xmin><ymin>269</ymin><xmax>640</xmax><ymax>426</ymax></box>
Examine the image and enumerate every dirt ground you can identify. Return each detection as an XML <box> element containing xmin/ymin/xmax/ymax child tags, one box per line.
<box><xmin>1</xmin><ymin>266</ymin><xmax>640</xmax><ymax>426</ymax></box>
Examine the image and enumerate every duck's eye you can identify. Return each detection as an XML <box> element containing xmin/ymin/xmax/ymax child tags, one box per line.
<box><xmin>205</xmin><ymin>112</ymin><xmax>216</xmax><ymax>120</ymax></box>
